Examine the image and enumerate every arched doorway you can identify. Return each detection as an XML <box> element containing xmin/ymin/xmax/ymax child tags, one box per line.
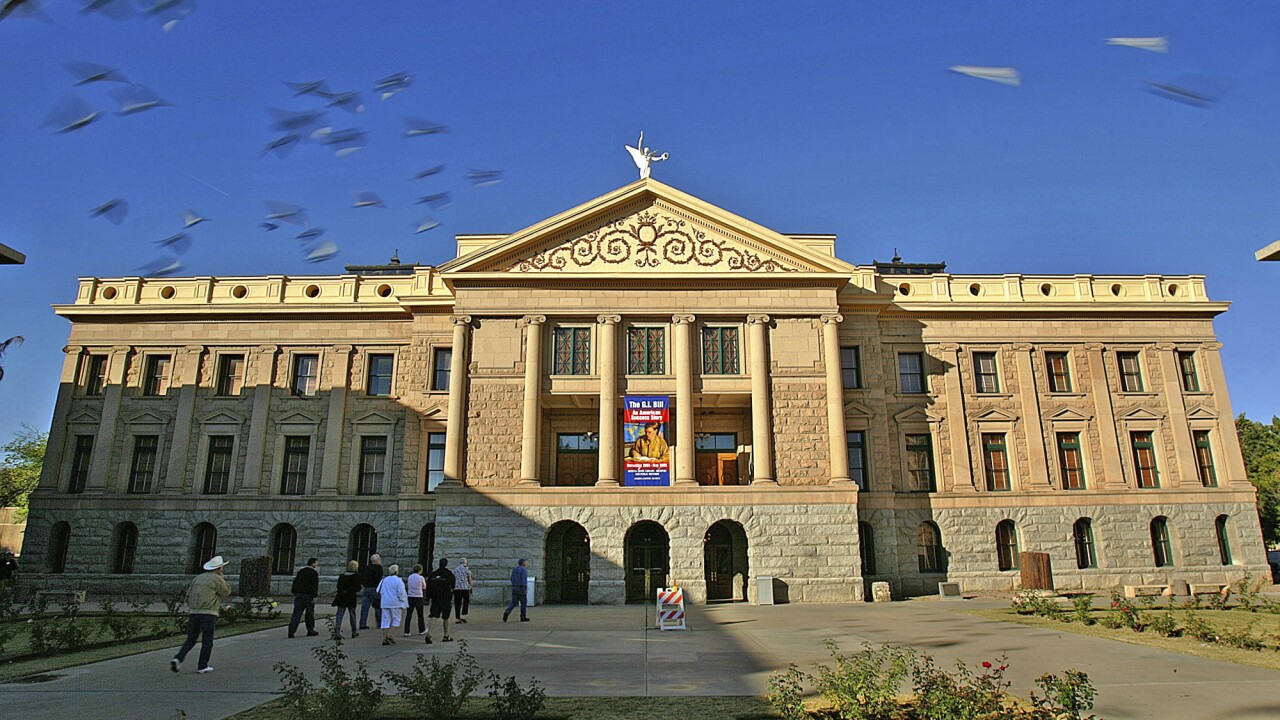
<box><xmin>704</xmin><ymin>520</ymin><xmax>748</xmax><ymax>602</ymax></box>
<box><xmin>625</xmin><ymin>521</ymin><xmax>669</xmax><ymax>603</ymax></box>
<box><xmin>545</xmin><ymin>521</ymin><xmax>590</xmax><ymax>604</ymax></box>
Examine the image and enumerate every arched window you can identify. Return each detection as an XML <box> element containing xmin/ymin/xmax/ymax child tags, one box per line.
<box><xmin>858</xmin><ymin>521</ymin><xmax>876</xmax><ymax>575</ymax></box>
<box><xmin>916</xmin><ymin>521</ymin><xmax>945</xmax><ymax>573</ymax></box>
<box><xmin>269</xmin><ymin>524</ymin><xmax>297</xmax><ymax>576</ymax></box>
<box><xmin>996</xmin><ymin>520</ymin><xmax>1019</xmax><ymax>571</ymax></box>
<box><xmin>111</xmin><ymin>522</ymin><xmax>139</xmax><ymax>574</ymax></box>
<box><xmin>1073</xmin><ymin>518</ymin><xmax>1097</xmax><ymax>569</ymax></box>
<box><xmin>190</xmin><ymin>523</ymin><xmax>217</xmax><ymax>574</ymax></box>
<box><xmin>1150</xmin><ymin>517</ymin><xmax>1173</xmax><ymax>568</ymax></box>
<box><xmin>349</xmin><ymin>524</ymin><xmax>378</xmax><ymax>570</ymax></box>
<box><xmin>1215</xmin><ymin>515</ymin><xmax>1233</xmax><ymax>566</ymax></box>
<box><xmin>418</xmin><ymin>523</ymin><xmax>436</xmax><ymax>570</ymax></box>
<box><xmin>49</xmin><ymin>521</ymin><xmax>71</xmax><ymax>574</ymax></box>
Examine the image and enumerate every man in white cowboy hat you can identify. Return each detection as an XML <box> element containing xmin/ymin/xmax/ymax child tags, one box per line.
<box><xmin>170</xmin><ymin>555</ymin><xmax>232</xmax><ymax>674</ymax></box>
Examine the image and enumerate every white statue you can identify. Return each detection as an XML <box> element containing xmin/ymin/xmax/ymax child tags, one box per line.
<box><xmin>625</xmin><ymin>131</ymin><xmax>669</xmax><ymax>179</ymax></box>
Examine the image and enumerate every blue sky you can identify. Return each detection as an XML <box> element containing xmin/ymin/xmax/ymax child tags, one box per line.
<box><xmin>1</xmin><ymin>1</ymin><xmax>1279</xmax><ymax>443</ymax></box>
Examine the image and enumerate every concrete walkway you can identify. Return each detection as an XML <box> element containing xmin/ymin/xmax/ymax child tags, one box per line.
<box><xmin>3</xmin><ymin>600</ymin><xmax>1279</xmax><ymax>719</ymax></box>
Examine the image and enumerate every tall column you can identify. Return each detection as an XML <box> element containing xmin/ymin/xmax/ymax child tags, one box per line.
<box><xmin>1202</xmin><ymin>341</ymin><xmax>1250</xmax><ymax>486</ymax></box>
<box><xmin>596</xmin><ymin>315</ymin><xmax>621</xmax><ymax>487</ymax></box>
<box><xmin>672</xmin><ymin>314</ymin><xmax>697</xmax><ymax>486</ymax></box>
<box><xmin>239</xmin><ymin>345</ymin><xmax>277</xmax><ymax>496</ymax></box>
<box><xmin>316</xmin><ymin>345</ymin><xmax>353</xmax><ymax>496</ymax></box>
<box><xmin>1012</xmin><ymin>344</ymin><xmax>1050</xmax><ymax>489</ymax></box>
<box><xmin>36</xmin><ymin>346</ymin><xmax>84</xmax><ymax>492</ymax></box>
<box><xmin>518</xmin><ymin>316</ymin><xmax>546</xmax><ymax>486</ymax></box>
<box><xmin>1156</xmin><ymin>343</ymin><xmax>1197</xmax><ymax>488</ymax></box>
<box><xmin>1085</xmin><ymin>343</ymin><xmax>1127</xmax><ymax>488</ymax></box>
<box><xmin>938</xmin><ymin>344</ymin><xmax>975</xmax><ymax>492</ymax></box>
<box><xmin>747</xmin><ymin>314</ymin><xmax>775</xmax><ymax>485</ymax></box>
<box><xmin>441</xmin><ymin>315</ymin><xmax>472</xmax><ymax>488</ymax></box>
<box><xmin>86</xmin><ymin>345</ymin><xmax>131</xmax><ymax>494</ymax></box>
<box><xmin>162</xmin><ymin>345</ymin><xmax>204</xmax><ymax>494</ymax></box>
<box><xmin>820</xmin><ymin>314</ymin><xmax>852</xmax><ymax>485</ymax></box>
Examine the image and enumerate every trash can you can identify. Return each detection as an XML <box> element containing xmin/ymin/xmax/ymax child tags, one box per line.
<box><xmin>756</xmin><ymin>576</ymin><xmax>775</xmax><ymax>605</ymax></box>
<box><xmin>526</xmin><ymin>576</ymin><xmax>537</xmax><ymax>606</ymax></box>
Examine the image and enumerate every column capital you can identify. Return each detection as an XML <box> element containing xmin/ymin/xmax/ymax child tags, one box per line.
<box><xmin>1011</xmin><ymin>343</ymin><xmax>1034</xmax><ymax>352</ymax></box>
<box><xmin>746</xmin><ymin>314</ymin><xmax>771</xmax><ymax>325</ymax></box>
<box><xmin>63</xmin><ymin>345</ymin><xmax>83</xmax><ymax>355</ymax></box>
<box><xmin>937</xmin><ymin>343</ymin><xmax>961</xmax><ymax>353</ymax></box>
<box><xmin>671</xmin><ymin>314</ymin><xmax>696</xmax><ymax>325</ymax></box>
<box><xmin>1200</xmin><ymin>341</ymin><xmax>1224</xmax><ymax>351</ymax></box>
<box><xmin>109</xmin><ymin>345</ymin><xmax>132</xmax><ymax>356</ymax></box>
<box><xmin>519</xmin><ymin>314</ymin><xmax>547</xmax><ymax>328</ymax></box>
<box><xmin>1082</xmin><ymin>342</ymin><xmax>1107</xmax><ymax>352</ymax></box>
<box><xmin>331</xmin><ymin>344</ymin><xmax>354</xmax><ymax>355</ymax></box>
<box><xmin>1153</xmin><ymin>342</ymin><xmax>1177</xmax><ymax>352</ymax></box>
<box><xmin>450</xmin><ymin>314</ymin><xmax>473</xmax><ymax>326</ymax></box>
<box><xmin>254</xmin><ymin>344</ymin><xmax>278</xmax><ymax>355</ymax></box>
<box><xmin>819</xmin><ymin>313</ymin><xmax>844</xmax><ymax>325</ymax></box>
<box><xmin>180</xmin><ymin>344</ymin><xmax>205</xmax><ymax>355</ymax></box>
<box><xmin>596</xmin><ymin>314</ymin><xmax>622</xmax><ymax>325</ymax></box>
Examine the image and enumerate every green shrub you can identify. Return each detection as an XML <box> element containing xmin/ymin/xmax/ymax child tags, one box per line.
<box><xmin>1233</xmin><ymin>570</ymin><xmax>1264</xmax><ymax>612</ymax></box>
<box><xmin>1103</xmin><ymin>592</ymin><xmax>1146</xmax><ymax>631</ymax></box>
<box><xmin>100</xmin><ymin>595</ymin><xmax>148</xmax><ymax>643</ymax></box>
<box><xmin>1071</xmin><ymin>594</ymin><xmax>1096</xmax><ymax>625</ymax></box>
<box><xmin>1147</xmin><ymin>611</ymin><xmax>1181</xmax><ymax>638</ymax></box>
<box><xmin>767</xmin><ymin>664</ymin><xmax>808</xmax><ymax>720</ymax></box>
<box><xmin>1012</xmin><ymin>591</ymin><xmax>1067</xmax><ymax>621</ymax></box>
<box><xmin>487</xmin><ymin>672</ymin><xmax>546</xmax><ymax>720</ymax></box>
<box><xmin>1031</xmin><ymin>670</ymin><xmax>1098</xmax><ymax>720</ymax></box>
<box><xmin>275</xmin><ymin>640</ymin><xmax>384</xmax><ymax>720</ymax></box>
<box><xmin>1220</xmin><ymin>619</ymin><xmax>1265</xmax><ymax>650</ymax></box>
<box><xmin>383</xmin><ymin>640</ymin><xmax>485</xmax><ymax>719</ymax></box>
<box><xmin>912</xmin><ymin>654</ymin><xmax>1010</xmax><ymax>720</ymax></box>
<box><xmin>813</xmin><ymin>641</ymin><xmax>914</xmax><ymax>720</ymax></box>
<box><xmin>1183</xmin><ymin>611</ymin><xmax>1219</xmax><ymax>643</ymax></box>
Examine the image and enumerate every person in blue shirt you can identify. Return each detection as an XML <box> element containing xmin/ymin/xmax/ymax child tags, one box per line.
<box><xmin>503</xmin><ymin>558</ymin><xmax>530</xmax><ymax>622</ymax></box>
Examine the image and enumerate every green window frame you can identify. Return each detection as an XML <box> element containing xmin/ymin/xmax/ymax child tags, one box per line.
<box><xmin>1151</xmin><ymin>517</ymin><xmax>1173</xmax><ymax>567</ymax></box>
<box><xmin>83</xmin><ymin>355</ymin><xmax>107</xmax><ymax>395</ymax></box>
<box><xmin>1131</xmin><ymin>431</ymin><xmax>1159</xmax><ymax>488</ymax></box>
<box><xmin>1057</xmin><ymin>432</ymin><xmax>1086</xmax><ymax>490</ymax></box>
<box><xmin>127</xmin><ymin>435</ymin><xmax>158</xmax><ymax>494</ymax></box>
<box><xmin>202</xmin><ymin>435</ymin><xmax>234</xmax><ymax>495</ymax></box>
<box><xmin>553</xmin><ymin>327</ymin><xmax>592</xmax><ymax>375</ymax></box>
<box><xmin>1178</xmin><ymin>351</ymin><xmax>1200</xmax><ymax>392</ymax></box>
<box><xmin>846</xmin><ymin>430</ymin><xmax>868</xmax><ymax>490</ymax></box>
<box><xmin>67</xmin><ymin>434</ymin><xmax>93</xmax><ymax>494</ymax></box>
<box><xmin>982</xmin><ymin>433</ymin><xmax>1010</xmax><ymax>491</ymax></box>
<box><xmin>1118</xmin><ymin>351</ymin><xmax>1144</xmax><ymax>393</ymax></box>
<box><xmin>215</xmin><ymin>354</ymin><xmax>245</xmax><ymax>396</ymax></box>
<box><xmin>1046</xmin><ymin>351</ymin><xmax>1072</xmax><ymax>393</ymax></box>
<box><xmin>431</xmin><ymin>347</ymin><xmax>452</xmax><ymax>391</ymax></box>
<box><xmin>1215</xmin><ymin>515</ymin><xmax>1233</xmax><ymax>565</ymax></box>
<box><xmin>701</xmin><ymin>326</ymin><xmax>740</xmax><ymax>375</ymax></box>
<box><xmin>627</xmin><ymin>327</ymin><xmax>666</xmax><ymax>375</ymax></box>
<box><xmin>974</xmin><ymin>352</ymin><xmax>1000</xmax><ymax>394</ymax></box>
<box><xmin>280</xmin><ymin>435</ymin><xmax>310</xmax><ymax>495</ymax></box>
<box><xmin>358</xmin><ymin>435</ymin><xmax>388</xmax><ymax>495</ymax></box>
<box><xmin>898</xmin><ymin>352</ymin><xmax>925</xmax><ymax>394</ymax></box>
<box><xmin>142</xmin><ymin>354</ymin><xmax>171</xmax><ymax>396</ymax></box>
<box><xmin>1193</xmin><ymin>430</ymin><xmax>1217</xmax><ymax>487</ymax></box>
<box><xmin>425</xmin><ymin>432</ymin><xmax>446</xmax><ymax>491</ymax></box>
<box><xmin>996</xmin><ymin>520</ymin><xmax>1019</xmax><ymax>571</ymax></box>
<box><xmin>840</xmin><ymin>346</ymin><xmax>862</xmax><ymax>389</ymax></box>
<box><xmin>905</xmin><ymin>433</ymin><xmax>936</xmax><ymax>492</ymax></box>
<box><xmin>366</xmin><ymin>354</ymin><xmax>394</xmax><ymax>396</ymax></box>
<box><xmin>1073</xmin><ymin>518</ymin><xmax>1097</xmax><ymax>569</ymax></box>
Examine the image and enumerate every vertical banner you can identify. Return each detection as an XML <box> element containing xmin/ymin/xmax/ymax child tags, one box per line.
<box><xmin>623</xmin><ymin>395</ymin><xmax>671</xmax><ymax>486</ymax></box>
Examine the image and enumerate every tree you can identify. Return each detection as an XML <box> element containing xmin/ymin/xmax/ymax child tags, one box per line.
<box><xmin>0</xmin><ymin>424</ymin><xmax>46</xmax><ymax>520</ymax></box>
<box><xmin>1237</xmin><ymin>414</ymin><xmax>1280</xmax><ymax>544</ymax></box>
<box><xmin>0</xmin><ymin>335</ymin><xmax>21</xmax><ymax>382</ymax></box>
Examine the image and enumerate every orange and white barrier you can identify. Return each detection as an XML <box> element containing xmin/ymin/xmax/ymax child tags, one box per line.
<box><xmin>656</xmin><ymin>587</ymin><xmax>686</xmax><ymax>631</ymax></box>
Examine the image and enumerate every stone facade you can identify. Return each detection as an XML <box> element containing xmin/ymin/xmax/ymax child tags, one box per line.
<box><xmin>21</xmin><ymin>179</ymin><xmax>1268</xmax><ymax>602</ymax></box>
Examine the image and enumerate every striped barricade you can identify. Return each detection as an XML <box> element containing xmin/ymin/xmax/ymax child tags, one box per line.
<box><xmin>655</xmin><ymin>587</ymin><xmax>686</xmax><ymax>631</ymax></box>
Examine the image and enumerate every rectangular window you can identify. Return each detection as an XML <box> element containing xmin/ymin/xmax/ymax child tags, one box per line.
<box><xmin>142</xmin><ymin>355</ymin><xmax>171</xmax><ymax>396</ymax></box>
<box><xmin>358</xmin><ymin>436</ymin><xmax>387</xmax><ymax>495</ymax></box>
<box><xmin>1057</xmin><ymin>432</ymin><xmax>1086</xmax><ymax>490</ymax></box>
<box><xmin>366</xmin><ymin>353</ymin><xmax>394</xmax><ymax>396</ymax></box>
<box><xmin>898</xmin><ymin>352</ymin><xmax>925</xmax><ymax>394</ymax></box>
<box><xmin>627</xmin><ymin>327</ymin><xmax>666</xmax><ymax>375</ymax></box>
<box><xmin>1046</xmin><ymin>352</ymin><xmax>1072</xmax><ymax>393</ymax></box>
<box><xmin>1193</xmin><ymin>430</ymin><xmax>1218</xmax><ymax>487</ymax></box>
<box><xmin>982</xmin><ymin>433</ymin><xmax>1010</xmax><ymax>491</ymax></box>
<box><xmin>291</xmin><ymin>354</ymin><xmax>319</xmax><ymax>396</ymax></box>
<box><xmin>701</xmin><ymin>327</ymin><xmax>740</xmax><ymax>375</ymax></box>
<box><xmin>555</xmin><ymin>432</ymin><xmax>600</xmax><ymax>486</ymax></box>
<box><xmin>203</xmin><ymin>435</ymin><xmax>234</xmax><ymax>494</ymax></box>
<box><xmin>840</xmin><ymin>346</ymin><xmax>862</xmax><ymax>389</ymax></box>
<box><xmin>974</xmin><ymin>352</ymin><xmax>1000</xmax><ymax>394</ymax></box>
<box><xmin>280</xmin><ymin>435</ymin><xmax>310</xmax><ymax>495</ymax></box>
<box><xmin>67</xmin><ymin>434</ymin><xmax>94</xmax><ymax>494</ymax></box>
<box><xmin>431</xmin><ymin>347</ymin><xmax>452</xmax><ymax>392</ymax></box>
<box><xmin>1178</xmin><ymin>351</ymin><xmax>1200</xmax><ymax>392</ymax></box>
<box><xmin>426</xmin><ymin>432</ymin><xmax>446</xmax><ymax>491</ymax></box>
<box><xmin>1131</xmin><ymin>431</ymin><xmax>1160</xmax><ymax>488</ymax></box>
<box><xmin>1118</xmin><ymin>351</ymin><xmax>1144</xmax><ymax>393</ymax></box>
<box><xmin>215</xmin><ymin>355</ymin><xmax>245</xmax><ymax>396</ymax></box>
<box><xmin>695</xmin><ymin>433</ymin><xmax>740</xmax><ymax>486</ymax></box>
<box><xmin>846</xmin><ymin>430</ymin><xmax>868</xmax><ymax>490</ymax></box>
<box><xmin>83</xmin><ymin>355</ymin><xmax>107</xmax><ymax>395</ymax></box>
<box><xmin>127</xmin><ymin>435</ymin><xmax>158</xmax><ymax>494</ymax></box>
<box><xmin>905</xmin><ymin>433</ymin><xmax>936</xmax><ymax>492</ymax></box>
<box><xmin>553</xmin><ymin>327</ymin><xmax>592</xmax><ymax>375</ymax></box>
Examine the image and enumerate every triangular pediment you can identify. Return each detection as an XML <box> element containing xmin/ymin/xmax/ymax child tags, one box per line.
<box><xmin>1046</xmin><ymin>406</ymin><xmax>1092</xmax><ymax>422</ymax></box>
<box><xmin>68</xmin><ymin>408</ymin><xmax>101</xmax><ymax>425</ymax></box>
<box><xmin>199</xmin><ymin>411</ymin><xmax>244</xmax><ymax>426</ymax></box>
<box><xmin>352</xmin><ymin>410</ymin><xmax>399</xmax><ymax>426</ymax></box>
<box><xmin>971</xmin><ymin>407</ymin><xmax>1019</xmax><ymax>423</ymax></box>
<box><xmin>439</xmin><ymin>179</ymin><xmax>856</xmax><ymax>277</ymax></box>
<box><xmin>894</xmin><ymin>406</ymin><xmax>943</xmax><ymax>424</ymax></box>
<box><xmin>1119</xmin><ymin>406</ymin><xmax>1164</xmax><ymax>421</ymax></box>
<box><xmin>418</xmin><ymin>401</ymin><xmax>447</xmax><ymax>420</ymax></box>
<box><xmin>1185</xmin><ymin>404</ymin><xmax>1219</xmax><ymax>421</ymax></box>
<box><xmin>125</xmin><ymin>410</ymin><xmax>168</xmax><ymax>426</ymax></box>
<box><xmin>844</xmin><ymin>400</ymin><xmax>874</xmax><ymax>418</ymax></box>
<box><xmin>277</xmin><ymin>410</ymin><xmax>321</xmax><ymax>426</ymax></box>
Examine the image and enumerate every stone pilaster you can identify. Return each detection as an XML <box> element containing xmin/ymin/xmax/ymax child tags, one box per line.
<box><xmin>672</xmin><ymin>314</ymin><xmax>697</xmax><ymax>486</ymax></box>
<box><xmin>1156</xmin><ymin>343</ymin><xmax>1196</xmax><ymax>488</ymax></box>
<box><xmin>820</xmin><ymin>314</ymin><xmax>852</xmax><ymax>485</ymax></box>
<box><xmin>317</xmin><ymin>345</ymin><xmax>352</xmax><ymax>496</ymax></box>
<box><xmin>441</xmin><ymin>315</ymin><xmax>472</xmax><ymax>489</ymax></box>
<box><xmin>36</xmin><ymin>346</ymin><xmax>84</xmax><ymax>492</ymax></box>
<box><xmin>518</xmin><ymin>316</ymin><xmax>546</xmax><ymax>486</ymax></box>
<box><xmin>596</xmin><ymin>315</ymin><xmax>621</xmax><ymax>487</ymax></box>
<box><xmin>1202</xmin><ymin>342</ymin><xmax>1250</xmax><ymax>486</ymax></box>
<box><xmin>1085</xmin><ymin>343</ymin><xmax>1126</xmax><ymax>487</ymax></box>
<box><xmin>747</xmin><ymin>314</ymin><xmax>775</xmax><ymax>485</ymax></box>
<box><xmin>239</xmin><ymin>345</ymin><xmax>277</xmax><ymax>496</ymax></box>
<box><xmin>87</xmin><ymin>346</ymin><xmax>131</xmax><ymax>494</ymax></box>
<box><xmin>938</xmin><ymin>344</ymin><xmax>974</xmax><ymax>492</ymax></box>
<box><xmin>1012</xmin><ymin>343</ymin><xmax>1050</xmax><ymax>489</ymax></box>
<box><xmin>162</xmin><ymin>345</ymin><xmax>204</xmax><ymax>494</ymax></box>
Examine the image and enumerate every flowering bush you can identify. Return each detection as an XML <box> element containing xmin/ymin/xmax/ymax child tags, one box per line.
<box><xmin>1012</xmin><ymin>591</ymin><xmax>1066</xmax><ymax>621</ymax></box>
<box><xmin>1101</xmin><ymin>592</ymin><xmax>1145</xmax><ymax>631</ymax></box>
<box><xmin>1071</xmin><ymin>594</ymin><xmax>1097</xmax><ymax>625</ymax></box>
<box><xmin>1183</xmin><ymin>611</ymin><xmax>1219</xmax><ymax>643</ymax></box>
<box><xmin>1147</xmin><ymin>611</ymin><xmax>1181</xmax><ymax>638</ymax></box>
<box><xmin>912</xmin><ymin>655</ymin><xmax>1010</xmax><ymax>720</ymax></box>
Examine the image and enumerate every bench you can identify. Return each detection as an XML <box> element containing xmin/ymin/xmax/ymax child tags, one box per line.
<box><xmin>1123</xmin><ymin>584</ymin><xmax>1170</xmax><ymax>598</ymax></box>
<box><xmin>35</xmin><ymin>589</ymin><xmax>87</xmax><ymax>605</ymax></box>
<box><xmin>1189</xmin><ymin>583</ymin><xmax>1231</xmax><ymax>597</ymax></box>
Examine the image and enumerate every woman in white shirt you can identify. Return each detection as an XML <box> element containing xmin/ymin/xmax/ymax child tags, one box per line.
<box><xmin>376</xmin><ymin>564</ymin><xmax>408</xmax><ymax>645</ymax></box>
<box><xmin>405</xmin><ymin>564</ymin><xmax>427</xmax><ymax>637</ymax></box>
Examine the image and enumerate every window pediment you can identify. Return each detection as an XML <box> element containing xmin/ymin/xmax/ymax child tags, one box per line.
<box><xmin>844</xmin><ymin>400</ymin><xmax>874</xmax><ymax>418</ymax></box>
<box><xmin>970</xmin><ymin>407</ymin><xmax>1019</xmax><ymax>423</ymax></box>
<box><xmin>1119</xmin><ymin>406</ymin><xmax>1164</xmax><ymax>422</ymax></box>
<box><xmin>1046</xmin><ymin>406</ymin><xmax>1092</xmax><ymax>422</ymax></box>
<box><xmin>199</xmin><ymin>411</ymin><xmax>244</xmax><ymax>427</ymax></box>
<box><xmin>1185</xmin><ymin>404</ymin><xmax>1219</xmax><ymax>421</ymax></box>
<box><xmin>894</xmin><ymin>406</ymin><xmax>943</xmax><ymax>424</ymax></box>
<box><xmin>124</xmin><ymin>410</ymin><xmax>168</xmax><ymax>426</ymax></box>
<box><xmin>68</xmin><ymin>408</ymin><xmax>101</xmax><ymax>425</ymax></box>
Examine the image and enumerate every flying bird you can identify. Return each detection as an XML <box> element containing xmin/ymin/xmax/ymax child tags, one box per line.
<box><xmin>155</xmin><ymin>232</ymin><xmax>192</xmax><ymax>254</ymax></box>
<box><xmin>142</xmin><ymin>0</ymin><xmax>195</xmax><ymax>32</ymax></box>
<box><xmin>415</xmin><ymin>192</ymin><xmax>452</xmax><ymax>210</ymax></box>
<box><xmin>182</xmin><ymin>209</ymin><xmax>209</xmax><ymax>228</ymax></box>
<box><xmin>375</xmin><ymin>72</ymin><xmax>412</xmax><ymax>100</ymax></box>
<box><xmin>1143</xmin><ymin>80</ymin><xmax>1216</xmax><ymax>108</ymax></box>
<box><xmin>403</xmin><ymin>117</ymin><xmax>448</xmax><ymax>137</ymax></box>
<box><xmin>89</xmin><ymin>198</ymin><xmax>129</xmax><ymax>225</ymax></box>
<box><xmin>0</xmin><ymin>0</ymin><xmax>49</xmax><ymax>23</ymax></box>
<box><xmin>284</xmin><ymin>79</ymin><xmax>330</xmax><ymax>97</ymax></box>
<box><xmin>78</xmin><ymin>0</ymin><xmax>135</xmax><ymax>20</ymax></box>
<box><xmin>413</xmin><ymin>218</ymin><xmax>441</xmax><ymax>234</ymax></box>
<box><xmin>320</xmin><ymin>90</ymin><xmax>365</xmax><ymax>114</ymax></box>
<box><xmin>466</xmin><ymin>170</ymin><xmax>503</xmax><ymax>188</ymax></box>
<box><xmin>261</xmin><ymin>221</ymin><xmax>279</xmax><ymax>232</ymax></box>
<box><xmin>260</xmin><ymin>134</ymin><xmax>300</xmax><ymax>158</ymax></box>
<box><xmin>295</xmin><ymin>227</ymin><xmax>326</xmax><ymax>243</ymax></box>
<box><xmin>62</xmin><ymin>62</ymin><xmax>130</xmax><ymax>85</ymax></box>
<box><xmin>352</xmin><ymin>191</ymin><xmax>385</xmax><ymax>209</ymax></box>
<box><xmin>111</xmin><ymin>84</ymin><xmax>171</xmax><ymax>115</ymax></box>
<box><xmin>268</xmin><ymin>108</ymin><xmax>327</xmax><ymax>134</ymax></box>
<box><xmin>319</xmin><ymin>127</ymin><xmax>367</xmax><ymax>157</ymax></box>
<box><xmin>1106</xmin><ymin>37</ymin><xmax>1168</xmax><ymax>53</ymax></box>
<box><xmin>305</xmin><ymin>241</ymin><xmax>339</xmax><ymax>263</ymax></box>
<box><xmin>41</xmin><ymin>95</ymin><xmax>99</xmax><ymax>134</ymax></box>
<box><xmin>949</xmin><ymin>65</ymin><xmax>1021</xmax><ymax>87</ymax></box>
<box><xmin>413</xmin><ymin>165</ymin><xmax>444</xmax><ymax>181</ymax></box>
<box><xmin>264</xmin><ymin>201</ymin><xmax>307</xmax><ymax>226</ymax></box>
<box><xmin>137</xmin><ymin>256</ymin><xmax>183</xmax><ymax>277</ymax></box>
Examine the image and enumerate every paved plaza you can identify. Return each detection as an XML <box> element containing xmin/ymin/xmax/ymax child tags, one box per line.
<box><xmin>4</xmin><ymin>599</ymin><xmax>1280</xmax><ymax>719</ymax></box>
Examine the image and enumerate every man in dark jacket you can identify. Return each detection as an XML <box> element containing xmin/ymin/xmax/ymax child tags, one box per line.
<box><xmin>425</xmin><ymin>558</ymin><xmax>456</xmax><ymax>644</ymax></box>
<box><xmin>358</xmin><ymin>553</ymin><xmax>384</xmax><ymax>630</ymax></box>
<box><xmin>287</xmin><ymin>557</ymin><xmax>320</xmax><ymax>638</ymax></box>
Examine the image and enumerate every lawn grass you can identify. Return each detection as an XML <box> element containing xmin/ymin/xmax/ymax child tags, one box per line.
<box><xmin>232</xmin><ymin>695</ymin><xmax>779</xmax><ymax>720</ymax></box>
<box><xmin>960</xmin><ymin>605</ymin><xmax>1280</xmax><ymax>671</ymax></box>
<box><xmin>0</xmin><ymin>616</ymin><xmax>287</xmax><ymax>682</ymax></box>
